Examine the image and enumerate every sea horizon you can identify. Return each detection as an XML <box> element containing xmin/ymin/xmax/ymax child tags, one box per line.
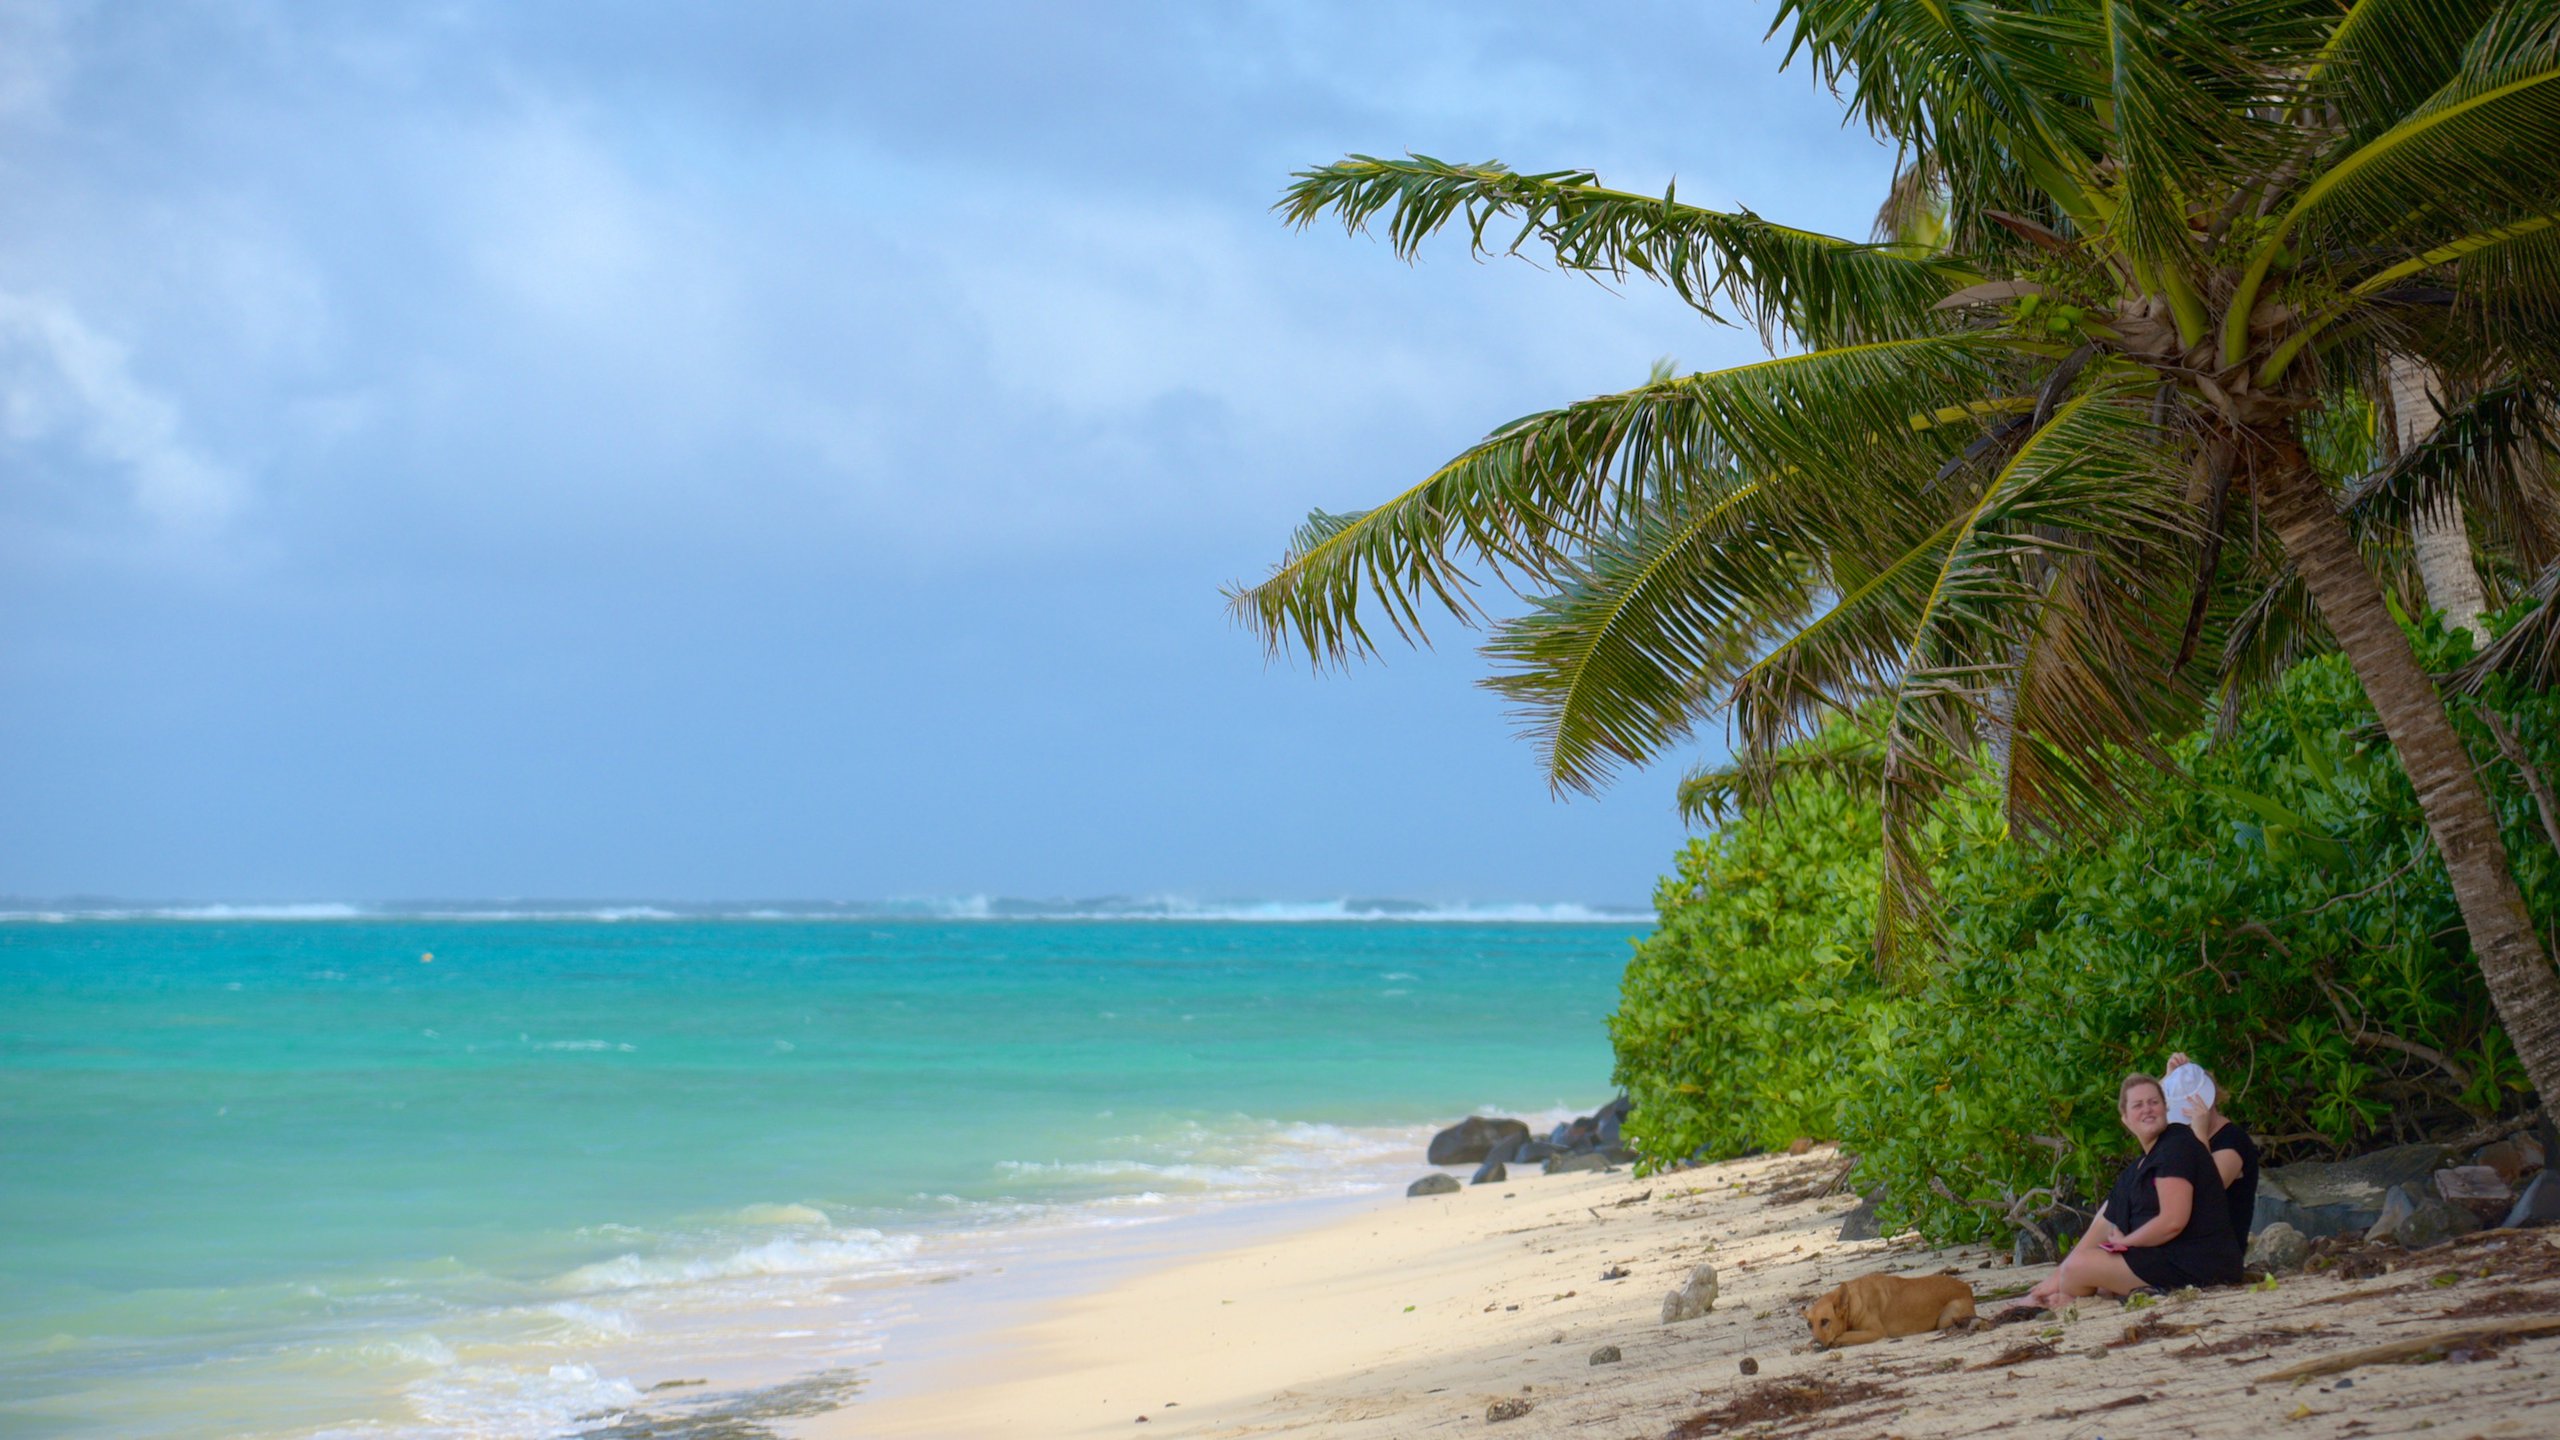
<box><xmin>0</xmin><ymin>894</ymin><xmax>1652</xmax><ymax>924</ymax></box>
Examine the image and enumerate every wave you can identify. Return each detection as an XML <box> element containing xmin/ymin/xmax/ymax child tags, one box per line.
<box><xmin>0</xmin><ymin>895</ymin><xmax>1647</xmax><ymax>924</ymax></box>
<box><xmin>550</xmin><ymin>1230</ymin><xmax>925</xmax><ymax>1294</ymax></box>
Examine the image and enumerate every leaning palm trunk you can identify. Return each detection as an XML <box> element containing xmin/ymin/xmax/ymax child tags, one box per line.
<box><xmin>2258</xmin><ymin>437</ymin><xmax>2560</xmax><ymax>1100</ymax></box>
<box><xmin>2388</xmin><ymin>357</ymin><xmax>2493</xmax><ymax>642</ymax></box>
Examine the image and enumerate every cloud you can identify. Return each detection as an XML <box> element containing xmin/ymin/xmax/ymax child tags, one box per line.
<box><xmin>0</xmin><ymin>289</ymin><xmax>239</xmax><ymax>527</ymax></box>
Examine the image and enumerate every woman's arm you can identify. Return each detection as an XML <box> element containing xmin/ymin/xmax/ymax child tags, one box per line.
<box><xmin>2103</xmin><ymin>1177</ymin><xmax>2192</xmax><ymax>1251</ymax></box>
<box><xmin>2212</xmin><ymin>1149</ymin><xmax>2243</xmax><ymax>1187</ymax></box>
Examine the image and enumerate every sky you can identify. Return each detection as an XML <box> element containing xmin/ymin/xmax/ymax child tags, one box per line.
<box><xmin>0</xmin><ymin>1</ymin><xmax>1899</xmax><ymax>907</ymax></box>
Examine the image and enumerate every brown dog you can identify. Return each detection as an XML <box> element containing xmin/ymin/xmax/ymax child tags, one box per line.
<box><xmin>1805</xmin><ymin>1273</ymin><xmax>1977</xmax><ymax>1348</ymax></box>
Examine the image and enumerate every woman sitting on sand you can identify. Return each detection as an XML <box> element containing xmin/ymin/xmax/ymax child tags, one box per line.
<box><xmin>2165</xmin><ymin>1052</ymin><xmax>2261</xmax><ymax>1242</ymax></box>
<box><xmin>2019</xmin><ymin>1073</ymin><xmax>2244</xmax><ymax>1308</ymax></box>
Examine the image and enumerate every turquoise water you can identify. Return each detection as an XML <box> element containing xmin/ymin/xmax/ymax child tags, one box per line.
<box><xmin>1</xmin><ymin>917</ymin><xmax>1639</xmax><ymax>1438</ymax></box>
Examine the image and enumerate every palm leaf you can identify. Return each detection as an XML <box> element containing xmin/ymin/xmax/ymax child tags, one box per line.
<box><xmin>1278</xmin><ymin>155</ymin><xmax>1973</xmax><ymax>346</ymax></box>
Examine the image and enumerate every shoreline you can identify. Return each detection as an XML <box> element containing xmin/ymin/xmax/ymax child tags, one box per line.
<box><xmin>814</xmin><ymin>1147</ymin><xmax>2560</xmax><ymax>1439</ymax></box>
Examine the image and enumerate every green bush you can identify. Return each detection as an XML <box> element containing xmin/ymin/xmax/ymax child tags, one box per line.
<box><xmin>1615</xmin><ymin>628</ymin><xmax>2560</xmax><ymax>1244</ymax></box>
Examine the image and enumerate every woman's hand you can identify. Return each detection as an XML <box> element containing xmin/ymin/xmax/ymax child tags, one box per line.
<box><xmin>2099</xmin><ymin>1238</ymin><xmax>2130</xmax><ymax>1254</ymax></box>
<box><xmin>2167</xmin><ymin>1051</ymin><xmax>2192</xmax><ymax>1072</ymax></box>
<box><xmin>2180</xmin><ymin>1094</ymin><xmax>2209</xmax><ymax>1127</ymax></box>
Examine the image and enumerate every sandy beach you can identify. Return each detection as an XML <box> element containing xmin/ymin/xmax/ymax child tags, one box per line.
<box><xmin>831</xmin><ymin>1146</ymin><xmax>2560</xmax><ymax>1439</ymax></box>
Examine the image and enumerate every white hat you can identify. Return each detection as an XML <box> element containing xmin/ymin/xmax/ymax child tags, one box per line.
<box><xmin>2162</xmin><ymin>1061</ymin><xmax>2216</xmax><ymax>1116</ymax></box>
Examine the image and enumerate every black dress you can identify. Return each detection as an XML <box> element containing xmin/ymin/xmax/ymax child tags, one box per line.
<box><xmin>2207</xmin><ymin>1119</ymin><xmax>2262</xmax><ymax>1240</ymax></box>
<box><xmin>2103</xmin><ymin>1124</ymin><xmax>2244</xmax><ymax>1288</ymax></box>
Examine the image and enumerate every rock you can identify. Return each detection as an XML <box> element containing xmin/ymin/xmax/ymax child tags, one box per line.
<box><xmin>1545</xmin><ymin>1152</ymin><xmax>1610</xmax><ymax>1175</ymax></box>
<box><xmin>2504</xmin><ymin>1170</ymin><xmax>2560</xmax><ymax>1228</ymax></box>
<box><xmin>2013</xmin><ymin>1226</ymin><xmax>2058</xmax><ymax>1267</ymax></box>
<box><xmin>1548</xmin><ymin>1122</ymin><xmax>1574</xmax><ymax>1146</ymax></box>
<box><xmin>1788</xmin><ymin>1136</ymin><xmax>1818</xmax><ymax>1155</ymax></box>
<box><xmin>2245</xmin><ymin>1221</ymin><xmax>2311</xmax><ymax>1273</ymax></box>
<box><xmin>1513</xmin><ymin>1140</ymin><xmax>1563</xmax><ymax>1163</ymax></box>
<box><xmin>1470</xmin><ymin>1159</ymin><xmax>1508</xmax><ymax>1186</ymax></box>
<box><xmin>2513</xmin><ymin>1131</ymin><xmax>2547</xmax><ymax>1175</ymax></box>
<box><xmin>1661</xmin><ymin>1263</ymin><xmax>1718</xmax><ymax>1323</ymax></box>
<box><xmin>1562</xmin><ymin>1118</ymin><xmax>1599</xmax><ymax>1151</ymax></box>
<box><xmin>1594</xmin><ymin>1107</ymin><xmax>1625</xmax><ymax>1148</ymax></box>
<box><xmin>1407</xmin><ymin>1173</ymin><xmax>1461</xmax><ymax>1197</ymax></box>
<box><xmin>1600</xmin><ymin>1144</ymin><xmax>1640</xmax><ymax>1165</ymax></box>
<box><xmin>2255</xmin><ymin>1144</ymin><xmax>2447</xmax><ymax>1239</ymax></box>
<box><xmin>2367</xmin><ymin>1181</ymin><xmax>2476</xmax><ymax>1249</ymax></box>
<box><xmin>1485</xmin><ymin>1134</ymin><xmax>1524</xmax><ymax>1166</ymax></box>
<box><xmin>1486</xmin><ymin>1397</ymin><xmax>1534</xmax><ymax>1423</ymax></box>
<box><xmin>1738</xmin><ymin>1356</ymin><xmax>1759</xmax><ymax>1376</ymax></box>
<box><xmin>2473</xmin><ymin>1140</ymin><xmax>2527</xmax><ymax>1185</ymax></box>
<box><xmin>2436</xmin><ymin>1165</ymin><xmax>2514</xmax><ymax>1225</ymax></box>
<box><xmin>1588</xmin><ymin>1344</ymin><xmax>1621</xmax><ymax>1365</ymax></box>
<box><xmin>1427</xmin><ymin>1116</ymin><xmax>1531</xmax><ymax>1166</ymax></box>
<box><xmin>1838</xmin><ymin>1191</ymin><xmax>1885</xmax><ymax>1242</ymax></box>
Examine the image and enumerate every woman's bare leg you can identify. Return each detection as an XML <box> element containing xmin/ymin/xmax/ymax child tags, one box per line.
<box><xmin>2049</xmin><ymin>1249</ymin><xmax>2145</xmax><ymax>1300</ymax></box>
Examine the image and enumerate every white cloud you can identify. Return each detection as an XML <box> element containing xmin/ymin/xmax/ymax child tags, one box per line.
<box><xmin>0</xmin><ymin>289</ymin><xmax>240</xmax><ymax>526</ymax></box>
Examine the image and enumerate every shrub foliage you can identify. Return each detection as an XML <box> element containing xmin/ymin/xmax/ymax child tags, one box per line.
<box><xmin>1614</xmin><ymin>633</ymin><xmax>2560</xmax><ymax>1243</ymax></box>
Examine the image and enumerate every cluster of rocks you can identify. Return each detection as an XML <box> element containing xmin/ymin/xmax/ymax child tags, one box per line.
<box><xmin>1407</xmin><ymin>1097</ymin><xmax>1637</xmax><ymax>1196</ymax></box>
<box><xmin>2245</xmin><ymin>1124</ymin><xmax>2558</xmax><ymax>1267</ymax></box>
<box><xmin>2005</xmin><ymin>1120</ymin><xmax>2560</xmax><ymax>1271</ymax></box>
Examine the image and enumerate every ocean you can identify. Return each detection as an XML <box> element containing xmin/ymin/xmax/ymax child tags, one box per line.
<box><xmin>0</xmin><ymin>910</ymin><xmax>1643</xmax><ymax>1438</ymax></box>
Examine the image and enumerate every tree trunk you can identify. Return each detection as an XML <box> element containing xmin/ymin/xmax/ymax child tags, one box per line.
<box><xmin>2385</xmin><ymin>357</ymin><xmax>2492</xmax><ymax>642</ymax></box>
<box><xmin>2256</xmin><ymin>434</ymin><xmax>2560</xmax><ymax>1107</ymax></box>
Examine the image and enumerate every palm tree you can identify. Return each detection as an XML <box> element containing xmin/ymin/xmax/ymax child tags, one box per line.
<box><xmin>1232</xmin><ymin>1</ymin><xmax>2560</xmax><ymax>1099</ymax></box>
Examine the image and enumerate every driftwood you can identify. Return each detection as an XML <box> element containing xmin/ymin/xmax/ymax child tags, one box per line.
<box><xmin>2259</xmin><ymin>1316</ymin><xmax>2560</xmax><ymax>1381</ymax></box>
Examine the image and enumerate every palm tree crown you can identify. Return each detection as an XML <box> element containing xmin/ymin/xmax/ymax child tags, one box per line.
<box><xmin>1234</xmin><ymin>2</ymin><xmax>2560</xmax><ymax>1098</ymax></box>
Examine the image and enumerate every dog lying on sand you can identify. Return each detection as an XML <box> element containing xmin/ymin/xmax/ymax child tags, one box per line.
<box><xmin>1806</xmin><ymin>1273</ymin><xmax>1977</xmax><ymax>1347</ymax></box>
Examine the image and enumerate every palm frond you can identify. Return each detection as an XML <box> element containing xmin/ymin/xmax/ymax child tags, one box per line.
<box><xmin>1481</xmin><ymin>478</ymin><xmax>1816</xmax><ymax>796</ymax></box>
<box><xmin>2312</xmin><ymin>0</ymin><xmax>2511</xmax><ymax>144</ymax></box>
<box><xmin>1228</xmin><ymin>334</ymin><xmax>2027</xmax><ymax>665</ymax></box>
<box><xmin>2232</xmin><ymin>13</ymin><xmax>2560</xmax><ymax>366</ymax></box>
<box><xmin>1675</xmin><ymin>721</ymin><xmax>1885</xmax><ymax>827</ymax></box>
<box><xmin>1278</xmin><ymin>155</ymin><xmax>1974</xmax><ymax>346</ymax></box>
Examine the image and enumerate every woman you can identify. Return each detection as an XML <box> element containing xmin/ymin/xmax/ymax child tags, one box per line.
<box><xmin>2165</xmin><ymin>1051</ymin><xmax>2261</xmax><ymax>1243</ymax></box>
<box><xmin>2020</xmin><ymin>1073</ymin><xmax>2244</xmax><ymax>1308</ymax></box>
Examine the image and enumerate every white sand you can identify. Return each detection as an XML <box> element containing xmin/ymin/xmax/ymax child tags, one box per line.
<box><xmin>819</xmin><ymin>1147</ymin><xmax>2560</xmax><ymax>1438</ymax></box>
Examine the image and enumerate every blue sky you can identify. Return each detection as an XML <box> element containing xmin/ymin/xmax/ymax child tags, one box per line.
<box><xmin>0</xmin><ymin>1</ymin><xmax>1897</xmax><ymax>905</ymax></box>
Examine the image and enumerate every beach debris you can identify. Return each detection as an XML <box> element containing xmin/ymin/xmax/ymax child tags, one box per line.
<box><xmin>1661</xmin><ymin>1263</ymin><xmax>1719</xmax><ymax>1323</ymax></box>
<box><xmin>1666</xmin><ymin>1376</ymin><xmax>1893</xmax><ymax>1436</ymax></box>
<box><xmin>2436</xmin><ymin>1165</ymin><xmax>2516</xmax><ymax>1226</ymax></box>
<box><xmin>1427</xmin><ymin>1116</ymin><xmax>1530</xmax><ymax>1165</ymax></box>
<box><xmin>1469</xmin><ymin>1159</ymin><xmax>1507</xmax><ymax>1185</ymax></box>
<box><xmin>2260</xmin><ymin>1316</ymin><xmax>2560</xmax><ymax>1380</ymax></box>
<box><xmin>1407</xmin><ymin>1174</ymin><xmax>1460</xmax><ymax>1198</ymax></box>
<box><xmin>1484</xmin><ymin>1396</ymin><xmax>1534</xmax><ymax>1422</ymax></box>
<box><xmin>1739</xmin><ymin>1356</ymin><xmax>1759</xmax><ymax>1375</ymax></box>
<box><xmin>1588</xmin><ymin>1344</ymin><xmax>1621</xmax><ymax>1365</ymax></box>
<box><xmin>1599</xmin><ymin>1264</ymin><xmax>1630</xmax><ymax>1281</ymax></box>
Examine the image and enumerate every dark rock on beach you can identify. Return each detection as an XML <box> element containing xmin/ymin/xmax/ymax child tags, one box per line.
<box><xmin>2366</xmin><ymin>1180</ymin><xmax>2477</xmax><ymax>1249</ymax></box>
<box><xmin>1470</xmin><ymin>1159</ymin><xmax>1507</xmax><ymax>1186</ymax></box>
<box><xmin>2435</xmin><ymin>1164</ymin><xmax>2514</xmax><ymax>1226</ymax></box>
<box><xmin>2254</xmin><ymin>1143</ymin><xmax>2446</xmax><ymax>1238</ymax></box>
<box><xmin>1486</xmin><ymin>1397</ymin><xmax>1534</xmax><ymax>1423</ymax></box>
<box><xmin>1512</xmin><ymin>1140</ymin><xmax>1563</xmax><ymax>1163</ymax></box>
<box><xmin>1588</xmin><ymin>1344</ymin><xmax>1621</xmax><ymax>1365</ymax></box>
<box><xmin>2504</xmin><ymin>1170</ymin><xmax>2560</xmax><ymax>1229</ymax></box>
<box><xmin>2012</xmin><ymin>1225</ymin><xmax>2058</xmax><ymax>1267</ymax></box>
<box><xmin>1837</xmin><ymin>1191</ymin><xmax>1884</xmax><ymax>1242</ymax></box>
<box><xmin>1407</xmin><ymin>1173</ymin><xmax>1461</xmax><ymax>1197</ymax></box>
<box><xmin>1427</xmin><ymin>1116</ymin><xmax>1531</xmax><ymax>1166</ymax></box>
<box><xmin>1545</xmin><ymin>1152</ymin><xmax>1610</xmax><ymax>1175</ymax></box>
